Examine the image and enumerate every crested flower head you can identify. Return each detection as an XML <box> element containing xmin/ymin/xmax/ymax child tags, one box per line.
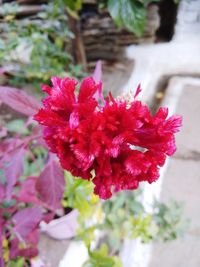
<box><xmin>34</xmin><ymin>76</ymin><xmax>182</xmax><ymax>199</ymax></box>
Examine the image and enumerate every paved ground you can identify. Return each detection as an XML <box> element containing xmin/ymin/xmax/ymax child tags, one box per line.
<box><xmin>38</xmin><ymin>234</ymin><xmax>70</xmax><ymax>267</ymax></box>
<box><xmin>149</xmin><ymin>3</ymin><xmax>200</xmax><ymax>266</ymax></box>
<box><xmin>149</xmin><ymin>79</ymin><xmax>200</xmax><ymax>267</ymax></box>
<box><xmin>121</xmin><ymin>1</ymin><xmax>200</xmax><ymax>267</ymax></box>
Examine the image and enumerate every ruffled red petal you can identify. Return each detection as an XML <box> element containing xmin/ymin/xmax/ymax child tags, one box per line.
<box><xmin>34</xmin><ymin>77</ymin><xmax>182</xmax><ymax>199</ymax></box>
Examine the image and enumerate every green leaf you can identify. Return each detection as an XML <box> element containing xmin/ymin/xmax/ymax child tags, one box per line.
<box><xmin>138</xmin><ymin>0</ymin><xmax>161</xmax><ymax>6</ymax></box>
<box><xmin>130</xmin><ymin>200</ymin><xmax>144</xmax><ymax>214</ymax></box>
<box><xmin>64</xmin><ymin>0</ymin><xmax>82</xmax><ymax>11</ymax></box>
<box><xmin>108</xmin><ymin>0</ymin><xmax>147</xmax><ymax>36</ymax></box>
<box><xmin>6</xmin><ymin>119</ymin><xmax>29</xmax><ymax>135</ymax></box>
<box><xmin>10</xmin><ymin>258</ymin><xmax>25</xmax><ymax>267</ymax></box>
<box><xmin>153</xmin><ymin>200</ymin><xmax>188</xmax><ymax>241</ymax></box>
<box><xmin>23</xmin><ymin>146</ymin><xmax>47</xmax><ymax>177</ymax></box>
<box><xmin>1</xmin><ymin>3</ymin><xmax>21</xmax><ymax>16</ymax></box>
<box><xmin>173</xmin><ymin>0</ymin><xmax>180</xmax><ymax>3</ymax></box>
<box><xmin>0</xmin><ymin>169</ymin><xmax>7</xmax><ymax>185</ymax></box>
<box><xmin>1</xmin><ymin>199</ymin><xmax>17</xmax><ymax>208</ymax></box>
<box><xmin>0</xmin><ymin>0</ymin><xmax>83</xmax><ymax>88</ymax></box>
<box><xmin>111</xmin><ymin>193</ymin><xmax>126</xmax><ymax>212</ymax></box>
<box><xmin>77</xmin><ymin>225</ymin><xmax>96</xmax><ymax>248</ymax></box>
<box><xmin>63</xmin><ymin>171</ymin><xmax>99</xmax><ymax>217</ymax></box>
<box><xmin>83</xmin><ymin>244</ymin><xmax>122</xmax><ymax>267</ymax></box>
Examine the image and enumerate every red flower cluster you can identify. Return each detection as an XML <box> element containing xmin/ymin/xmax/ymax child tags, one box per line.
<box><xmin>34</xmin><ymin>77</ymin><xmax>182</xmax><ymax>199</ymax></box>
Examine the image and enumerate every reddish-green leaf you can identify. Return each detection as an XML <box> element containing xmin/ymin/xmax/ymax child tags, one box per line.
<box><xmin>4</xmin><ymin>146</ymin><xmax>26</xmax><ymax>200</ymax></box>
<box><xmin>0</xmin><ymin>86</ymin><xmax>40</xmax><ymax>116</ymax></box>
<box><xmin>36</xmin><ymin>156</ymin><xmax>65</xmax><ymax>211</ymax></box>
<box><xmin>13</xmin><ymin>206</ymin><xmax>42</xmax><ymax>238</ymax></box>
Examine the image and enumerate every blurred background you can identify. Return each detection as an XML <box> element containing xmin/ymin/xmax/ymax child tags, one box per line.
<box><xmin>0</xmin><ymin>0</ymin><xmax>200</xmax><ymax>267</ymax></box>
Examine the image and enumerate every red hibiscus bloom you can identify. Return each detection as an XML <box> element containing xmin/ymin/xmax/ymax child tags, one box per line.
<box><xmin>34</xmin><ymin>76</ymin><xmax>182</xmax><ymax>199</ymax></box>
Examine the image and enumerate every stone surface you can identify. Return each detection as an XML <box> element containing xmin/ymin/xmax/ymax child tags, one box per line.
<box><xmin>149</xmin><ymin>235</ymin><xmax>200</xmax><ymax>267</ymax></box>
<box><xmin>124</xmin><ymin>0</ymin><xmax>200</xmax><ymax>104</ymax></box>
<box><xmin>81</xmin><ymin>4</ymin><xmax>160</xmax><ymax>61</ymax></box>
<box><xmin>175</xmin><ymin>84</ymin><xmax>200</xmax><ymax>155</ymax></box>
<box><xmin>102</xmin><ymin>59</ymin><xmax>135</xmax><ymax>96</ymax></box>
<box><xmin>147</xmin><ymin>78</ymin><xmax>200</xmax><ymax>267</ymax></box>
<box><xmin>121</xmin><ymin>0</ymin><xmax>200</xmax><ymax>266</ymax></box>
<box><xmin>38</xmin><ymin>234</ymin><xmax>70</xmax><ymax>267</ymax></box>
<box><xmin>149</xmin><ymin>156</ymin><xmax>200</xmax><ymax>267</ymax></box>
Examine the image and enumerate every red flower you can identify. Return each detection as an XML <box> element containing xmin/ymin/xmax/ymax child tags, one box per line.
<box><xmin>34</xmin><ymin>76</ymin><xmax>182</xmax><ymax>199</ymax></box>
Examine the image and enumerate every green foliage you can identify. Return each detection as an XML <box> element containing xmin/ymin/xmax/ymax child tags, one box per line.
<box><xmin>81</xmin><ymin>194</ymin><xmax>187</xmax><ymax>267</ymax></box>
<box><xmin>63</xmin><ymin>171</ymin><xmax>99</xmax><ymax>216</ymax></box>
<box><xmin>108</xmin><ymin>0</ymin><xmax>147</xmax><ymax>37</ymax></box>
<box><xmin>63</xmin><ymin>172</ymin><xmax>101</xmax><ymax>246</ymax></box>
<box><xmin>0</xmin><ymin>0</ymin><xmax>83</xmax><ymax>89</ymax></box>
<box><xmin>0</xmin><ymin>199</ymin><xmax>17</xmax><ymax>209</ymax></box>
<box><xmin>0</xmin><ymin>169</ymin><xmax>7</xmax><ymax>185</ymax></box>
<box><xmin>102</xmin><ymin>191</ymin><xmax>187</xmax><ymax>251</ymax></box>
<box><xmin>0</xmin><ymin>2</ymin><xmax>21</xmax><ymax>17</ymax></box>
<box><xmin>63</xmin><ymin>172</ymin><xmax>92</xmax><ymax>238</ymax></box>
<box><xmin>138</xmin><ymin>0</ymin><xmax>161</xmax><ymax>6</ymax></box>
<box><xmin>64</xmin><ymin>0</ymin><xmax>179</xmax><ymax>37</ymax></box>
<box><xmin>83</xmin><ymin>244</ymin><xmax>122</xmax><ymax>267</ymax></box>
<box><xmin>101</xmin><ymin>190</ymin><xmax>154</xmax><ymax>250</ymax></box>
<box><xmin>153</xmin><ymin>200</ymin><xmax>188</xmax><ymax>241</ymax></box>
<box><xmin>64</xmin><ymin>0</ymin><xmax>83</xmax><ymax>11</ymax></box>
<box><xmin>9</xmin><ymin>258</ymin><xmax>25</xmax><ymax>267</ymax></box>
<box><xmin>61</xmin><ymin>175</ymin><xmax>187</xmax><ymax>266</ymax></box>
<box><xmin>103</xmin><ymin>0</ymin><xmax>179</xmax><ymax>36</ymax></box>
<box><xmin>64</xmin><ymin>0</ymin><xmax>83</xmax><ymax>18</ymax></box>
<box><xmin>6</xmin><ymin>119</ymin><xmax>29</xmax><ymax>135</ymax></box>
<box><xmin>23</xmin><ymin>146</ymin><xmax>48</xmax><ymax>177</ymax></box>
